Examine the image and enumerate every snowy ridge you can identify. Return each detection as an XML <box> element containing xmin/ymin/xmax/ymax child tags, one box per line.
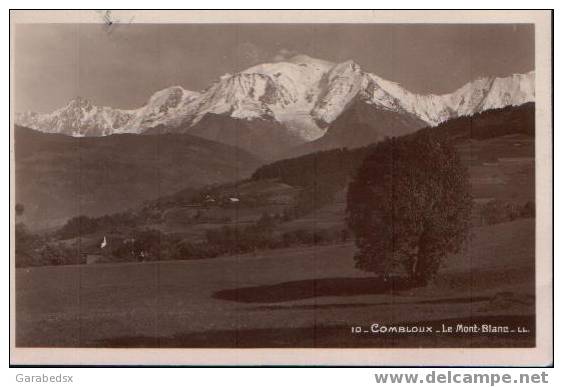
<box><xmin>16</xmin><ymin>55</ymin><xmax>535</xmax><ymax>140</ymax></box>
<box><xmin>15</xmin><ymin>87</ymin><xmax>201</xmax><ymax>137</ymax></box>
<box><xmin>15</xmin><ymin>97</ymin><xmax>137</xmax><ymax>137</ymax></box>
<box><xmin>361</xmin><ymin>71</ymin><xmax>535</xmax><ymax>126</ymax></box>
<box><xmin>312</xmin><ymin>60</ymin><xmax>365</xmax><ymax>125</ymax></box>
<box><xmin>121</xmin><ymin>86</ymin><xmax>200</xmax><ymax>132</ymax></box>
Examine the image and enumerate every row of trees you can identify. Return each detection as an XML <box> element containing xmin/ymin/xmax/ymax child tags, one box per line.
<box><xmin>57</xmin><ymin>212</ymin><xmax>141</xmax><ymax>240</ymax></box>
<box><xmin>15</xmin><ymin>223</ymin><xmax>80</xmax><ymax>267</ymax></box>
<box><xmin>251</xmin><ymin>147</ymin><xmax>373</xmax><ymax>187</ymax></box>
<box><xmin>437</xmin><ymin>102</ymin><xmax>535</xmax><ymax>140</ymax></box>
<box><xmin>17</xmin><ymin>214</ymin><xmax>352</xmax><ymax>267</ymax></box>
<box><xmin>479</xmin><ymin>200</ymin><xmax>535</xmax><ymax>225</ymax></box>
<box><xmin>199</xmin><ymin>212</ymin><xmax>350</xmax><ymax>259</ymax></box>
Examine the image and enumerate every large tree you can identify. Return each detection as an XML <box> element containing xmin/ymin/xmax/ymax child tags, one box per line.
<box><xmin>346</xmin><ymin>131</ymin><xmax>472</xmax><ymax>285</ymax></box>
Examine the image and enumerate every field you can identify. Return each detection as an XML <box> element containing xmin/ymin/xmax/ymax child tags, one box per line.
<box><xmin>16</xmin><ymin>218</ymin><xmax>534</xmax><ymax>348</ymax></box>
<box><xmin>460</xmin><ymin>134</ymin><xmax>535</xmax><ymax>203</ymax></box>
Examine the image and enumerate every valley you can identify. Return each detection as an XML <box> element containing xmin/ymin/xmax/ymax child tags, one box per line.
<box><xmin>12</xmin><ymin>51</ymin><xmax>537</xmax><ymax>349</ymax></box>
<box><xmin>15</xmin><ymin>103</ymin><xmax>535</xmax><ymax>266</ymax></box>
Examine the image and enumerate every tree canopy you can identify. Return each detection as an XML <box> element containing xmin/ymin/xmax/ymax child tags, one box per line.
<box><xmin>346</xmin><ymin>131</ymin><xmax>473</xmax><ymax>285</ymax></box>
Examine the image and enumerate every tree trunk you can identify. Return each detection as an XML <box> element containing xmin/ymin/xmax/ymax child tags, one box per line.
<box><xmin>411</xmin><ymin>231</ymin><xmax>430</xmax><ymax>286</ymax></box>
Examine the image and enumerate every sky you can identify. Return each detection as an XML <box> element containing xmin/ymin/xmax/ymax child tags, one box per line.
<box><xmin>13</xmin><ymin>23</ymin><xmax>534</xmax><ymax>113</ymax></box>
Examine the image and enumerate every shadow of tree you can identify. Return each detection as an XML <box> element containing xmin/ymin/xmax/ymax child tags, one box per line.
<box><xmin>213</xmin><ymin>276</ymin><xmax>413</xmax><ymax>303</ymax></box>
<box><xmin>243</xmin><ymin>295</ymin><xmax>491</xmax><ymax>311</ymax></box>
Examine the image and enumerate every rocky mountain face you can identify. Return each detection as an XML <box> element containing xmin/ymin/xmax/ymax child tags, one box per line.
<box><xmin>291</xmin><ymin>100</ymin><xmax>428</xmax><ymax>157</ymax></box>
<box><xmin>16</xmin><ymin>55</ymin><xmax>534</xmax><ymax>157</ymax></box>
<box><xmin>15</xmin><ymin>97</ymin><xmax>135</xmax><ymax>137</ymax></box>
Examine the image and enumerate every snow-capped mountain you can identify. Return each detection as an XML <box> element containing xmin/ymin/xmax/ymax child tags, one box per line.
<box><xmin>15</xmin><ymin>54</ymin><xmax>535</xmax><ymax>150</ymax></box>
<box><xmin>182</xmin><ymin>55</ymin><xmax>336</xmax><ymax>141</ymax></box>
<box><xmin>121</xmin><ymin>86</ymin><xmax>200</xmax><ymax>131</ymax></box>
<box><xmin>15</xmin><ymin>97</ymin><xmax>135</xmax><ymax>137</ymax></box>
<box><xmin>15</xmin><ymin>87</ymin><xmax>201</xmax><ymax>137</ymax></box>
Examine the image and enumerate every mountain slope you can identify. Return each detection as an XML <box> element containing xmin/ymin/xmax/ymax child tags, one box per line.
<box><xmin>184</xmin><ymin>113</ymin><xmax>304</xmax><ymax>159</ymax></box>
<box><xmin>14</xmin><ymin>126</ymin><xmax>261</xmax><ymax>229</ymax></box>
<box><xmin>251</xmin><ymin>102</ymin><xmax>535</xmax><ymax>206</ymax></box>
<box><xmin>291</xmin><ymin>100</ymin><xmax>428</xmax><ymax>156</ymax></box>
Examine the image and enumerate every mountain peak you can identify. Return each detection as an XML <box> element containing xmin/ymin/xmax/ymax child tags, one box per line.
<box><xmin>66</xmin><ymin>96</ymin><xmax>93</xmax><ymax>109</ymax></box>
<box><xmin>147</xmin><ymin>86</ymin><xmax>186</xmax><ymax>104</ymax></box>
<box><xmin>340</xmin><ymin>59</ymin><xmax>360</xmax><ymax>68</ymax></box>
<box><xmin>287</xmin><ymin>54</ymin><xmax>334</xmax><ymax>67</ymax></box>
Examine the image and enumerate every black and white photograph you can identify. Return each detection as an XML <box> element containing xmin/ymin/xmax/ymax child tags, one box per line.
<box><xmin>9</xmin><ymin>9</ymin><xmax>553</xmax><ymax>366</ymax></box>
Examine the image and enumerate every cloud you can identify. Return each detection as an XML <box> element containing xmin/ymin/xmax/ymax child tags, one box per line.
<box><xmin>272</xmin><ymin>48</ymin><xmax>299</xmax><ymax>62</ymax></box>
